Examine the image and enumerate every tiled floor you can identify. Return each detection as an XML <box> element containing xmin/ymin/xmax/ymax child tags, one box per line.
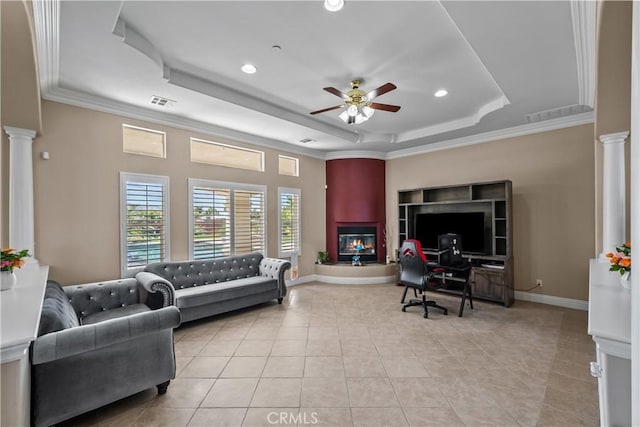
<box><xmin>61</xmin><ymin>282</ymin><xmax>599</xmax><ymax>426</ymax></box>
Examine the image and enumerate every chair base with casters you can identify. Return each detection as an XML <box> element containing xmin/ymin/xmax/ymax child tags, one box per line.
<box><xmin>400</xmin><ymin>284</ymin><xmax>448</xmax><ymax>318</ymax></box>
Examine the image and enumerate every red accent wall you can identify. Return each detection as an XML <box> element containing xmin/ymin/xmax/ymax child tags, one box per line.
<box><xmin>326</xmin><ymin>158</ymin><xmax>386</xmax><ymax>262</ymax></box>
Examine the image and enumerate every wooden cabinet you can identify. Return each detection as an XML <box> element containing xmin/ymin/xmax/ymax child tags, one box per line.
<box><xmin>398</xmin><ymin>180</ymin><xmax>513</xmax><ymax>306</ymax></box>
<box><xmin>471</xmin><ymin>265</ymin><xmax>513</xmax><ymax>307</ymax></box>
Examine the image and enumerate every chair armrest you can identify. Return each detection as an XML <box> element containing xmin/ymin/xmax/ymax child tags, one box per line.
<box><xmin>259</xmin><ymin>257</ymin><xmax>291</xmax><ymax>298</ymax></box>
<box><xmin>31</xmin><ymin>306</ymin><xmax>181</xmax><ymax>365</ymax></box>
<box><xmin>135</xmin><ymin>271</ymin><xmax>176</xmax><ymax>307</ymax></box>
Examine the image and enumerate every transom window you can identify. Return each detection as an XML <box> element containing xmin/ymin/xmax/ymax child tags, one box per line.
<box><xmin>190</xmin><ymin>138</ymin><xmax>264</xmax><ymax>172</ymax></box>
<box><xmin>122</xmin><ymin>124</ymin><xmax>166</xmax><ymax>158</ymax></box>
<box><xmin>278</xmin><ymin>155</ymin><xmax>299</xmax><ymax>176</ymax></box>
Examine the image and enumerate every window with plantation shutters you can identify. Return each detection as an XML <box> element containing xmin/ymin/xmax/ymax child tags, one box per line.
<box><xmin>189</xmin><ymin>179</ymin><xmax>266</xmax><ymax>260</ymax></box>
<box><xmin>120</xmin><ymin>173</ymin><xmax>170</xmax><ymax>276</ymax></box>
<box><xmin>278</xmin><ymin>187</ymin><xmax>301</xmax><ymax>257</ymax></box>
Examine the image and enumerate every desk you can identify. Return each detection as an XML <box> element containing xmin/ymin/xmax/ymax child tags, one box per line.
<box><xmin>427</xmin><ymin>262</ymin><xmax>473</xmax><ymax>317</ymax></box>
<box><xmin>1</xmin><ymin>263</ymin><xmax>49</xmax><ymax>427</ymax></box>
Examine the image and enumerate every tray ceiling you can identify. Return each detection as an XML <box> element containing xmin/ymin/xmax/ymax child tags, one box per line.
<box><xmin>34</xmin><ymin>0</ymin><xmax>594</xmax><ymax>158</ymax></box>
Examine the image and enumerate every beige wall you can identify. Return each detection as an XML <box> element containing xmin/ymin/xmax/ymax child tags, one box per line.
<box><xmin>594</xmin><ymin>0</ymin><xmax>633</xmax><ymax>253</ymax></box>
<box><xmin>386</xmin><ymin>124</ymin><xmax>595</xmax><ymax>301</ymax></box>
<box><xmin>34</xmin><ymin>101</ymin><xmax>326</xmax><ymax>285</ymax></box>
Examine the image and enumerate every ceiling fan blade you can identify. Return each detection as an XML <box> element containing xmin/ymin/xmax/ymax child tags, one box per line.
<box><xmin>366</xmin><ymin>83</ymin><xmax>397</xmax><ymax>99</ymax></box>
<box><xmin>310</xmin><ymin>105</ymin><xmax>344</xmax><ymax>115</ymax></box>
<box><xmin>323</xmin><ymin>87</ymin><xmax>350</xmax><ymax>99</ymax></box>
<box><xmin>369</xmin><ymin>102</ymin><xmax>401</xmax><ymax>112</ymax></box>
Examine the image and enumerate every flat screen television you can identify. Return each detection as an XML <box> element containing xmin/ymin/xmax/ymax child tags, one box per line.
<box><xmin>415</xmin><ymin>212</ymin><xmax>486</xmax><ymax>254</ymax></box>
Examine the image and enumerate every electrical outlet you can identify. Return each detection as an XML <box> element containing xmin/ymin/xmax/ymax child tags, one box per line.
<box><xmin>536</xmin><ymin>279</ymin><xmax>543</xmax><ymax>287</ymax></box>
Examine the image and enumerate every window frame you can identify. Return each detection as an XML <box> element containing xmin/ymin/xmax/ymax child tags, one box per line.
<box><xmin>278</xmin><ymin>187</ymin><xmax>302</xmax><ymax>258</ymax></box>
<box><xmin>188</xmin><ymin>178</ymin><xmax>267</xmax><ymax>260</ymax></box>
<box><xmin>119</xmin><ymin>172</ymin><xmax>170</xmax><ymax>277</ymax></box>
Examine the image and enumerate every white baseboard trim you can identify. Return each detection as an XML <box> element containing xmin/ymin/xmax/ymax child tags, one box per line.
<box><xmin>285</xmin><ymin>275</ymin><xmax>317</xmax><ymax>287</ymax></box>
<box><xmin>314</xmin><ymin>274</ymin><xmax>397</xmax><ymax>285</ymax></box>
<box><xmin>287</xmin><ymin>279</ymin><xmax>588</xmax><ymax>311</ymax></box>
<box><xmin>286</xmin><ymin>274</ymin><xmax>396</xmax><ymax>286</ymax></box>
<box><xmin>515</xmin><ymin>291</ymin><xmax>588</xmax><ymax>311</ymax></box>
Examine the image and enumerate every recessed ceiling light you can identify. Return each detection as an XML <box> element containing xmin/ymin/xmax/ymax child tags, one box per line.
<box><xmin>324</xmin><ymin>0</ymin><xmax>344</xmax><ymax>12</ymax></box>
<box><xmin>434</xmin><ymin>89</ymin><xmax>448</xmax><ymax>97</ymax></box>
<box><xmin>241</xmin><ymin>64</ymin><xmax>257</xmax><ymax>74</ymax></box>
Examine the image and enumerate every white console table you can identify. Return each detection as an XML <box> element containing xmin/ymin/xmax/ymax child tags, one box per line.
<box><xmin>0</xmin><ymin>263</ymin><xmax>48</xmax><ymax>427</ymax></box>
<box><xmin>588</xmin><ymin>259</ymin><xmax>632</xmax><ymax>427</ymax></box>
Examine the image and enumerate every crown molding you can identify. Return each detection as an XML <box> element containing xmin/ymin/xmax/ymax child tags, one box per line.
<box><xmin>324</xmin><ymin>151</ymin><xmax>387</xmax><ymax>160</ymax></box>
<box><xmin>387</xmin><ymin>111</ymin><xmax>595</xmax><ymax>160</ymax></box>
<box><xmin>42</xmin><ymin>87</ymin><xmax>326</xmax><ymax>159</ymax></box>
<box><xmin>32</xmin><ymin>0</ymin><xmax>60</xmax><ymax>95</ymax></box>
<box><xmin>571</xmin><ymin>0</ymin><xmax>596</xmax><ymax>108</ymax></box>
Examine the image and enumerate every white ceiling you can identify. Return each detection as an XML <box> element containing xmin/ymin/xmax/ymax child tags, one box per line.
<box><xmin>34</xmin><ymin>0</ymin><xmax>595</xmax><ymax>159</ymax></box>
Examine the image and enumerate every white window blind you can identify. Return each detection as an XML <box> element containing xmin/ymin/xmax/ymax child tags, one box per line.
<box><xmin>189</xmin><ymin>179</ymin><xmax>266</xmax><ymax>260</ymax></box>
<box><xmin>120</xmin><ymin>173</ymin><xmax>169</xmax><ymax>275</ymax></box>
<box><xmin>279</xmin><ymin>187</ymin><xmax>301</xmax><ymax>257</ymax></box>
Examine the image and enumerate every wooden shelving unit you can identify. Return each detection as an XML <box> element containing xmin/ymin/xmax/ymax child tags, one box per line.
<box><xmin>398</xmin><ymin>180</ymin><xmax>513</xmax><ymax>306</ymax></box>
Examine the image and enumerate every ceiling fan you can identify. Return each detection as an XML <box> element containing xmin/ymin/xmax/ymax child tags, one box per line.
<box><xmin>310</xmin><ymin>80</ymin><xmax>401</xmax><ymax>125</ymax></box>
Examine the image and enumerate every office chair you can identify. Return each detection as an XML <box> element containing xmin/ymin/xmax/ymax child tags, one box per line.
<box><xmin>398</xmin><ymin>239</ymin><xmax>448</xmax><ymax>318</ymax></box>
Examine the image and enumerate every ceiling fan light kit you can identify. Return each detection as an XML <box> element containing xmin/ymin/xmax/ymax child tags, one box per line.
<box><xmin>324</xmin><ymin>0</ymin><xmax>344</xmax><ymax>12</ymax></box>
<box><xmin>310</xmin><ymin>80</ymin><xmax>401</xmax><ymax>125</ymax></box>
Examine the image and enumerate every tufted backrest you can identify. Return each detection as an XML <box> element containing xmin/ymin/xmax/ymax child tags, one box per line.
<box><xmin>144</xmin><ymin>253</ymin><xmax>263</xmax><ymax>290</ymax></box>
<box><xmin>65</xmin><ymin>279</ymin><xmax>140</xmax><ymax>322</ymax></box>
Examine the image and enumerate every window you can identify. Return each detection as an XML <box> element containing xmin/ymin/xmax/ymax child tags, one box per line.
<box><xmin>189</xmin><ymin>179</ymin><xmax>266</xmax><ymax>260</ymax></box>
<box><xmin>120</xmin><ymin>173</ymin><xmax>170</xmax><ymax>275</ymax></box>
<box><xmin>122</xmin><ymin>124</ymin><xmax>166</xmax><ymax>158</ymax></box>
<box><xmin>191</xmin><ymin>138</ymin><xmax>264</xmax><ymax>172</ymax></box>
<box><xmin>278</xmin><ymin>187</ymin><xmax>301</xmax><ymax>257</ymax></box>
<box><xmin>279</xmin><ymin>155</ymin><xmax>299</xmax><ymax>176</ymax></box>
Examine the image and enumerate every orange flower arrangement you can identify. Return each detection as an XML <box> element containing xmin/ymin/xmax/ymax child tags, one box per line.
<box><xmin>606</xmin><ymin>242</ymin><xmax>631</xmax><ymax>275</ymax></box>
<box><xmin>1</xmin><ymin>248</ymin><xmax>30</xmax><ymax>272</ymax></box>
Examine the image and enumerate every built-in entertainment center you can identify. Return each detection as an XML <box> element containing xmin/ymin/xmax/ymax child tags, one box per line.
<box><xmin>398</xmin><ymin>180</ymin><xmax>513</xmax><ymax>306</ymax></box>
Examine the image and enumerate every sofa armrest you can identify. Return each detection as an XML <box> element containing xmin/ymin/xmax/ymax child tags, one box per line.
<box><xmin>136</xmin><ymin>272</ymin><xmax>176</xmax><ymax>307</ymax></box>
<box><xmin>259</xmin><ymin>257</ymin><xmax>291</xmax><ymax>298</ymax></box>
<box><xmin>31</xmin><ymin>306</ymin><xmax>181</xmax><ymax>365</ymax></box>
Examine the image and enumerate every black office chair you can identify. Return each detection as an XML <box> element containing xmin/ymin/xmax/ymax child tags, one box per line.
<box><xmin>398</xmin><ymin>239</ymin><xmax>448</xmax><ymax>318</ymax></box>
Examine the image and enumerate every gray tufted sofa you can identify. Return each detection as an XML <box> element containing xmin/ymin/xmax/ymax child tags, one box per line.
<box><xmin>138</xmin><ymin>252</ymin><xmax>291</xmax><ymax>322</ymax></box>
<box><xmin>30</xmin><ymin>279</ymin><xmax>181</xmax><ymax>427</ymax></box>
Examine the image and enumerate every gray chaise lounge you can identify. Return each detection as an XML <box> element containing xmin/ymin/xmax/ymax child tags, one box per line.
<box><xmin>138</xmin><ymin>252</ymin><xmax>291</xmax><ymax>322</ymax></box>
<box><xmin>31</xmin><ymin>279</ymin><xmax>180</xmax><ymax>427</ymax></box>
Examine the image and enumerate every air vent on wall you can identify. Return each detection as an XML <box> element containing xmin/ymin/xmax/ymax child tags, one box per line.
<box><xmin>149</xmin><ymin>96</ymin><xmax>176</xmax><ymax>108</ymax></box>
<box><xmin>299</xmin><ymin>138</ymin><xmax>315</xmax><ymax>144</ymax></box>
<box><xmin>525</xmin><ymin>104</ymin><xmax>590</xmax><ymax>123</ymax></box>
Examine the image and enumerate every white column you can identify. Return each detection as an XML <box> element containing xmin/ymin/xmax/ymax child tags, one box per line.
<box><xmin>599</xmin><ymin>131</ymin><xmax>629</xmax><ymax>260</ymax></box>
<box><xmin>4</xmin><ymin>126</ymin><xmax>37</xmax><ymax>263</ymax></box>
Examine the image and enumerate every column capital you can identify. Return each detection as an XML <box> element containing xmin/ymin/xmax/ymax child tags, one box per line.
<box><xmin>3</xmin><ymin>126</ymin><xmax>37</xmax><ymax>141</ymax></box>
<box><xmin>599</xmin><ymin>131</ymin><xmax>629</xmax><ymax>145</ymax></box>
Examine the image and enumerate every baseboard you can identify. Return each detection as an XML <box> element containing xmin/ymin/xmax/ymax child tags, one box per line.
<box><xmin>286</xmin><ymin>274</ymin><xmax>396</xmax><ymax>286</ymax></box>
<box><xmin>514</xmin><ymin>291</ymin><xmax>588</xmax><ymax>311</ymax></box>
<box><xmin>286</xmin><ymin>279</ymin><xmax>588</xmax><ymax>310</ymax></box>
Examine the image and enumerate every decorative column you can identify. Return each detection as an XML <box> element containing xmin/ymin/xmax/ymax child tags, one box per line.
<box><xmin>599</xmin><ymin>131</ymin><xmax>629</xmax><ymax>260</ymax></box>
<box><xmin>4</xmin><ymin>126</ymin><xmax>37</xmax><ymax>263</ymax></box>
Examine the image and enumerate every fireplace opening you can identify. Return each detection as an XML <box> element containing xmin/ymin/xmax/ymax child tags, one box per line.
<box><xmin>337</xmin><ymin>226</ymin><xmax>377</xmax><ymax>263</ymax></box>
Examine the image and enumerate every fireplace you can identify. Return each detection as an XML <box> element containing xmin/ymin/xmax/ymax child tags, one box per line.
<box><xmin>337</xmin><ymin>226</ymin><xmax>377</xmax><ymax>263</ymax></box>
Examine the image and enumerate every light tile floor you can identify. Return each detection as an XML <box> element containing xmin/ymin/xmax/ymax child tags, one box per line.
<box><xmin>60</xmin><ymin>282</ymin><xmax>599</xmax><ymax>426</ymax></box>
